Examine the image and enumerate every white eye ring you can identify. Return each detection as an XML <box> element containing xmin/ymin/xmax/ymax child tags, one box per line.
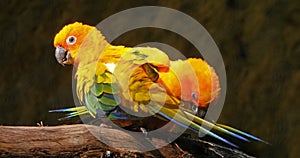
<box><xmin>66</xmin><ymin>36</ymin><xmax>76</xmax><ymax>46</ymax></box>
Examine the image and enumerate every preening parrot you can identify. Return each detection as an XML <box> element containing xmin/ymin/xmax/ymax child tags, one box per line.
<box><xmin>51</xmin><ymin>22</ymin><xmax>266</xmax><ymax>148</ymax></box>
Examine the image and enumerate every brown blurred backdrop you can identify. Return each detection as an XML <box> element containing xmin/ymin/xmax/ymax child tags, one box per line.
<box><xmin>0</xmin><ymin>0</ymin><xmax>299</xmax><ymax>157</ymax></box>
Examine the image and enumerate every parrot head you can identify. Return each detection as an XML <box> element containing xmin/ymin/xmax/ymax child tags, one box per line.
<box><xmin>53</xmin><ymin>22</ymin><xmax>98</xmax><ymax>66</ymax></box>
<box><xmin>159</xmin><ymin>58</ymin><xmax>220</xmax><ymax>109</ymax></box>
<box><xmin>186</xmin><ymin>58</ymin><xmax>220</xmax><ymax>107</ymax></box>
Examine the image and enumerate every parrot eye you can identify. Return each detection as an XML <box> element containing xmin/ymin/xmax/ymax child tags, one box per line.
<box><xmin>191</xmin><ymin>92</ymin><xmax>198</xmax><ymax>101</ymax></box>
<box><xmin>66</xmin><ymin>36</ymin><xmax>77</xmax><ymax>46</ymax></box>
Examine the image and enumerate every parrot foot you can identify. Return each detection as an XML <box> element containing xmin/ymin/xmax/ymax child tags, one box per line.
<box><xmin>140</xmin><ymin>127</ymin><xmax>149</xmax><ymax>138</ymax></box>
<box><xmin>99</xmin><ymin>123</ymin><xmax>113</xmax><ymax>128</ymax></box>
<box><xmin>140</xmin><ymin>127</ymin><xmax>157</xmax><ymax>142</ymax></box>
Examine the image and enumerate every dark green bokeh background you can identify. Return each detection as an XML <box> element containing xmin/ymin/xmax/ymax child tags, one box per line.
<box><xmin>0</xmin><ymin>0</ymin><xmax>299</xmax><ymax>157</ymax></box>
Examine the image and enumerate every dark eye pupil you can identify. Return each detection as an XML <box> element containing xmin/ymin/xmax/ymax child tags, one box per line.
<box><xmin>69</xmin><ymin>37</ymin><xmax>74</xmax><ymax>42</ymax></box>
<box><xmin>192</xmin><ymin>92</ymin><xmax>197</xmax><ymax>100</ymax></box>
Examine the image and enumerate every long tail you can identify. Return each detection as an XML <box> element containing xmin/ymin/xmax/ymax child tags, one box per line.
<box><xmin>49</xmin><ymin>106</ymin><xmax>88</xmax><ymax>120</ymax></box>
<box><xmin>49</xmin><ymin>105</ymin><xmax>140</xmax><ymax>121</ymax></box>
<box><xmin>216</xmin><ymin>123</ymin><xmax>269</xmax><ymax>144</ymax></box>
<box><xmin>149</xmin><ymin>103</ymin><xmax>268</xmax><ymax>148</ymax></box>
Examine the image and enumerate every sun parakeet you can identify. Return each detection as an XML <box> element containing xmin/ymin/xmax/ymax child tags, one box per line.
<box><xmin>51</xmin><ymin>22</ymin><xmax>265</xmax><ymax>147</ymax></box>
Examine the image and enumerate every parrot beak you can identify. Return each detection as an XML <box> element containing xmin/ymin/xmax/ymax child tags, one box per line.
<box><xmin>55</xmin><ymin>46</ymin><xmax>73</xmax><ymax>66</ymax></box>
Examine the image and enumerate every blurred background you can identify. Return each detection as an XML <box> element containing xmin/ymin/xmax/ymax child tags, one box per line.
<box><xmin>0</xmin><ymin>0</ymin><xmax>299</xmax><ymax>157</ymax></box>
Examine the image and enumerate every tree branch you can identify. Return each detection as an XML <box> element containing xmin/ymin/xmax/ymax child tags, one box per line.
<box><xmin>0</xmin><ymin>124</ymin><xmax>253</xmax><ymax>157</ymax></box>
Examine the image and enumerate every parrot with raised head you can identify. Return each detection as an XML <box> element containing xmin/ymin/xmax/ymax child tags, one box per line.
<box><xmin>50</xmin><ymin>22</ymin><xmax>265</xmax><ymax>148</ymax></box>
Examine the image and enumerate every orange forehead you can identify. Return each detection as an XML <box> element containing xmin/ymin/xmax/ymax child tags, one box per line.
<box><xmin>53</xmin><ymin>22</ymin><xmax>93</xmax><ymax>48</ymax></box>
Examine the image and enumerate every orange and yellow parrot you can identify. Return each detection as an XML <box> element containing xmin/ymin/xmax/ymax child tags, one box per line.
<box><xmin>51</xmin><ymin>22</ymin><xmax>265</xmax><ymax>147</ymax></box>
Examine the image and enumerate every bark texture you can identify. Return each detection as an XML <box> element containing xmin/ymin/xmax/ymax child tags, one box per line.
<box><xmin>0</xmin><ymin>124</ymin><xmax>253</xmax><ymax>157</ymax></box>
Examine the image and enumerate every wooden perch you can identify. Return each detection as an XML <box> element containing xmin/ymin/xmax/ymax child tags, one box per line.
<box><xmin>0</xmin><ymin>124</ymin><xmax>253</xmax><ymax>157</ymax></box>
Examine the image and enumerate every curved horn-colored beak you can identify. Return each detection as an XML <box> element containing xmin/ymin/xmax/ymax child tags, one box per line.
<box><xmin>55</xmin><ymin>46</ymin><xmax>73</xmax><ymax>66</ymax></box>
